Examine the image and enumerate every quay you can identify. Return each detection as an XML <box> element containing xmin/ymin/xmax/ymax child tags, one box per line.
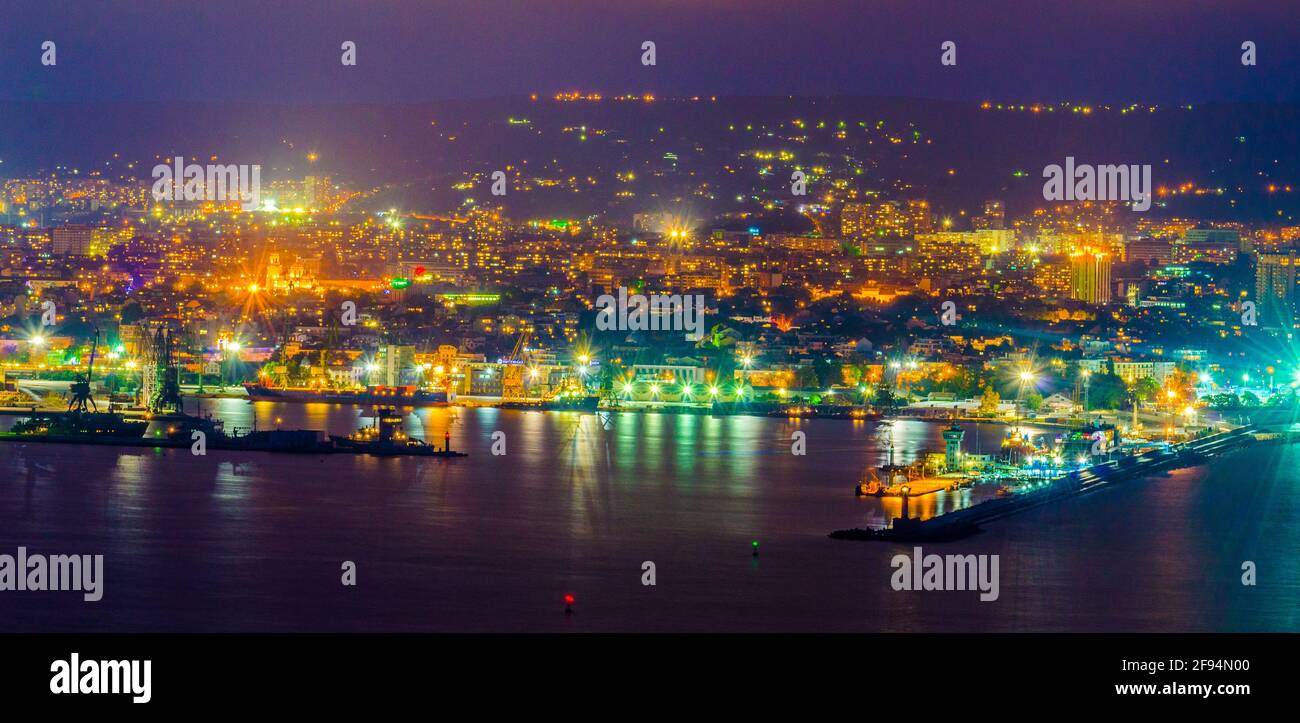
<box><xmin>831</xmin><ymin>425</ymin><xmax>1259</xmax><ymax>542</ymax></box>
<box><xmin>0</xmin><ymin>430</ymin><xmax>468</xmax><ymax>458</ymax></box>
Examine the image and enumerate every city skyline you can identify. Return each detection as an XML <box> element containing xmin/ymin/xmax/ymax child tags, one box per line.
<box><xmin>0</xmin><ymin>4</ymin><xmax>1292</xmax><ymax>703</ymax></box>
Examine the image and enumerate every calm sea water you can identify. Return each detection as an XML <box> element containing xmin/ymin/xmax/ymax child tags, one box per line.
<box><xmin>0</xmin><ymin>401</ymin><xmax>1295</xmax><ymax>632</ymax></box>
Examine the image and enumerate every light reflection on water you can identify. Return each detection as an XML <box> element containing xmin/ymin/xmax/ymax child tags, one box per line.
<box><xmin>0</xmin><ymin>402</ymin><xmax>1295</xmax><ymax>632</ymax></box>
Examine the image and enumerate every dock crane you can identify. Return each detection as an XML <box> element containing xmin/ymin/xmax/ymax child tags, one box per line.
<box><xmin>500</xmin><ymin>329</ymin><xmax>532</xmax><ymax>400</ymax></box>
<box><xmin>67</xmin><ymin>327</ymin><xmax>100</xmax><ymax>413</ymax></box>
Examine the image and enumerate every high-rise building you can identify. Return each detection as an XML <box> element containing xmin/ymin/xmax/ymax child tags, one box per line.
<box><xmin>1069</xmin><ymin>251</ymin><xmax>1112</xmax><ymax>305</ymax></box>
<box><xmin>51</xmin><ymin>224</ymin><xmax>94</xmax><ymax>255</ymax></box>
<box><xmin>1256</xmin><ymin>249</ymin><xmax>1300</xmax><ymax>324</ymax></box>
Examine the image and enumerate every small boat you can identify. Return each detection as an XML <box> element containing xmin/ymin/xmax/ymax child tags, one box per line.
<box><xmin>855</xmin><ymin>477</ymin><xmax>885</xmax><ymax>496</ymax></box>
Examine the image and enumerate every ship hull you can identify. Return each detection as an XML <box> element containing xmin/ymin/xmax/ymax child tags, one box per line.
<box><xmin>497</xmin><ymin>396</ymin><xmax>600</xmax><ymax>413</ymax></box>
<box><xmin>243</xmin><ymin>384</ymin><xmax>449</xmax><ymax>407</ymax></box>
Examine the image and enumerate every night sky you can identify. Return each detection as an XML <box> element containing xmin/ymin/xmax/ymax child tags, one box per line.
<box><xmin>1</xmin><ymin>0</ymin><xmax>1297</xmax><ymax>104</ymax></box>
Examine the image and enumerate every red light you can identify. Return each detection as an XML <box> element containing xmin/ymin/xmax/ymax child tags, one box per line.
<box><xmin>563</xmin><ymin>594</ymin><xmax>575</xmax><ymax>605</ymax></box>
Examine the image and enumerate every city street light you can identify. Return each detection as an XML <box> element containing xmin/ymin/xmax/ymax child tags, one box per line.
<box><xmin>1079</xmin><ymin>369</ymin><xmax>1092</xmax><ymax>419</ymax></box>
<box><xmin>224</xmin><ymin>341</ymin><xmax>243</xmax><ymax>388</ymax></box>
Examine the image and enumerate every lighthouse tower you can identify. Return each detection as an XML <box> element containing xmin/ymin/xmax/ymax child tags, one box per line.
<box><xmin>942</xmin><ymin>423</ymin><xmax>965</xmax><ymax>473</ymax></box>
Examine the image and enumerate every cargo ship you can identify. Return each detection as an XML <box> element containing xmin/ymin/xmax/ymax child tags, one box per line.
<box><xmin>496</xmin><ymin>394</ymin><xmax>600</xmax><ymax>413</ymax></box>
<box><xmin>242</xmin><ymin>383</ymin><xmax>450</xmax><ymax>407</ymax></box>
<box><xmin>8</xmin><ymin>410</ymin><xmax>149</xmax><ymax>440</ymax></box>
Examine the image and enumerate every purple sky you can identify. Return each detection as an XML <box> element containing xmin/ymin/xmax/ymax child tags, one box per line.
<box><xmin>1</xmin><ymin>0</ymin><xmax>1298</xmax><ymax>103</ymax></box>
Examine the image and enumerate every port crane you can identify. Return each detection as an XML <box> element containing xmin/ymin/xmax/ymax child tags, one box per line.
<box><xmin>152</xmin><ymin>327</ymin><xmax>184</xmax><ymax>414</ymax></box>
<box><xmin>67</xmin><ymin>327</ymin><xmax>99</xmax><ymax>413</ymax></box>
<box><xmin>500</xmin><ymin>329</ymin><xmax>532</xmax><ymax>399</ymax></box>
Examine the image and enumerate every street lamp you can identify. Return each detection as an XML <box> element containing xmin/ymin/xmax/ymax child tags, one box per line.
<box><xmin>224</xmin><ymin>341</ymin><xmax>243</xmax><ymax>388</ymax></box>
<box><xmin>1079</xmin><ymin>369</ymin><xmax>1092</xmax><ymax>419</ymax></box>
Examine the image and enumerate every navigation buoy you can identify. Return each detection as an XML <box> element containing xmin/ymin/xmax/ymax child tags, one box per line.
<box><xmin>563</xmin><ymin>593</ymin><xmax>575</xmax><ymax>614</ymax></box>
<box><xmin>751</xmin><ymin>540</ymin><xmax>760</xmax><ymax>557</ymax></box>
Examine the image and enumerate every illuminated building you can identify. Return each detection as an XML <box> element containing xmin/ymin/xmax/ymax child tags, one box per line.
<box><xmin>840</xmin><ymin>200</ymin><xmax>930</xmax><ymax>240</ymax></box>
<box><xmin>374</xmin><ymin>345</ymin><xmax>417</xmax><ymax>386</ymax></box>
<box><xmin>778</xmin><ymin>235</ymin><xmax>841</xmax><ymax>254</ymax></box>
<box><xmin>1127</xmin><ymin>238</ymin><xmax>1172</xmax><ymax>266</ymax></box>
<box><xmin>51</xmin><ymin>225</ymin><xmax>94</xmax><ymax>256</ymax></box>
<box><xmin>1172</xmin><ymin>230</ymin><xmax>1239</xmax><ymax>264</ymax></box>
<box><xmin>972</xmin><ymin>200</ymin><xmax>1005</xmax><ymax>230</ymax></box>
<box><xmin>1255</xmin><ymin>249</ymin><xmax>1300</xmax><ymax>324</ymax></box>
<box><xmin>1112</xmin><ymin>361</ymin><xmax>1176</xmax><ymax>384</ymax></box>
<box><xmin>1069</xmin><ymin>251</ymin><xmax>1111</xmax><ymax>305</ymax></box>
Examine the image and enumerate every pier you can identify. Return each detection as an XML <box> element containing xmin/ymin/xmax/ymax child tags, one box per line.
<box><xmin>831</xmin><ymin>425</ymin><xmax>1259</xmax><ymax>542</ymax></box>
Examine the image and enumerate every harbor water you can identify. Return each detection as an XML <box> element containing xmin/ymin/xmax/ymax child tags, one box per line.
<box><xmin>0</xmin><ymin>401</ymin><xmax>1295</xmax><ymax>632</ymax></box>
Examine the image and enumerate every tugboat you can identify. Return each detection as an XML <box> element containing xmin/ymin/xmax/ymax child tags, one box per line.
<box><xmin>330</xmin><ymin>406</ymin><xmax>467</xmax><ymax>457</ymax></box>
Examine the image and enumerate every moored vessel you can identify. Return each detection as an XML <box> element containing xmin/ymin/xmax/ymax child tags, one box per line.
<box><xmin>243</xmin><ymin>383</ymin><xmax>450</xmax><ymax>407</ymax></box>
